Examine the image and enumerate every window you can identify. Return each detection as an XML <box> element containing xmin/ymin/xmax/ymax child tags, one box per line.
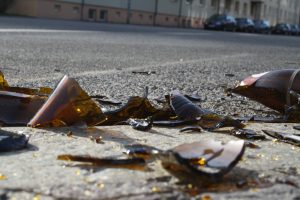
<box><xmin>199</xmin><ymin>0</ymin><xmax>205</xmax><ymax>5</ymax></box>
<box><xmin>149</xmin><ymin>15</ymin><xmax>153</xmax><ymax>20</ymax></box>
<box><xmin>211</xmin><ymin>0</ymin><xmax>217</xmax><ymax>7</ymax></box>
<box><xmin>165</xmin><ymin>17</ymin><xmax>169</xmax><ymax>21</ymax></box>
<box><xmin>234</xmin><ymin>1</ymin><xmax>239</xmax><ymax>13</ymax></box>
<box><xmin>243</xmin><ymin>3</ymin><xmax>248</xmax><ymax>15</ymax></box>
<box><xmin>139</xmin><ymin>14</ymin><xmax>143</xmax><ymax>19</ymax></box>
<box><xmin>54</xmin><ymin>4</ymin><xmax>61</xmax><ymax>12</ymax></box>
<box><xmin>73</xmin><ymin>6</ymin><xmax>79</xmax><ymax>14</ymax></box>
<box><xmin>263</xmin><ymin>5</ymin><xmax>267</xmax><ymax>17</ymax></box>
<box><xmin>116</xmin><ymin>11</ymin><xmax>121</xmax><ymax>17</ymax></box>
<box><xmin>88</xmin><ymin>9</ymin><xmax>96</xmax><ymax>20</ymax></box>
<box><xmin>99</xmin><ymin>10</ymin><xmax>108</xmax><ymax>21</ymax></box>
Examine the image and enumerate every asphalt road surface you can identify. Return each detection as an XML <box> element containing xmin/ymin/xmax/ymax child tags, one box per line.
<box><xmin>0</xmin><ymin>16</ymin><xmax>300</xmax><ymax>200</ymax></box>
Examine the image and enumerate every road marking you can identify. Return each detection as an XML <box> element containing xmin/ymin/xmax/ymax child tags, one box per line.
<box><xmin>9</xmin><ymin>53</ymin><xmax>252</xmax><ymax>85</ymax></box>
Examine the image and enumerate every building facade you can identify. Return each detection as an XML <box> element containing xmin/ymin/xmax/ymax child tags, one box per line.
<box><xmin>6</xmin><ymin>0</ymin><xmax>300</xmax><ymax>27</ymax></box>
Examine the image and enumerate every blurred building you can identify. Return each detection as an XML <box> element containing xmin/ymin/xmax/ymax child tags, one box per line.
<box><xmin>6</xmin><ymin>0</ymin><xmax>300</xmax><ymax>27</ymax></box>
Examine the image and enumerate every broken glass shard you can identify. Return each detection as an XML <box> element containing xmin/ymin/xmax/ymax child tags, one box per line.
<box><xmin>57</xmin><ymin>154</ymin><xmax>146</xmax><ymax>170</ymax></box>
<box><xmin>0</xmin><ymin>90</ymin><xmax>46</xmax><ymax>126</ymax></box>
<box><xmin>0</xmin><ymin>70</ymin><xmax>9</xmax><ymax>88</ymax></box>
<box><xmin>230</xmin><ymin>129</ymin><xmax>266</xmax><ymax>140</ymax></box>
<box><xmin>166</xmin><ymin>140</ymin><xmax>245</xmax><ymax>177</ymax></box>
<box><xmin>170</xmin><ymin>91</ymin><xmax>244</xmax><ymax>130</ymax></box>
<box><xmin>28</xmin><ymin>75</ymin><xmax>106</xmax><ymax>127</ymax></box>
<box><xmin>293</xmin><ymin>125</ymin><xmax>300</xmax><ymax>131</ymax></box>
<box><xmin>231</xmin><ymin>69</ymin><xmax>300</xmax><ymax>121</ymax></box>
<box><xmin>262</xmin><ymin>130</ymin><xmax>300</xmax><ymax>146</ymax></box>
<box><xmin>0</xmin><ymin>130</ymin><xmax>29</xmax><ymax>152</ymax></box>
<box><xmin>179</xmin><ymin>126</ymin><xmax>202</xmax><ymax>133</ymax></box>
<box><xmin>127</xmin><ymin>117</ymin><xmax>153</xmax><ymax>131</ymax></box>
<box><xmin>59</xmin><ymin>139</ymin><xmax>245</xmax><ymax>178</ymax></box>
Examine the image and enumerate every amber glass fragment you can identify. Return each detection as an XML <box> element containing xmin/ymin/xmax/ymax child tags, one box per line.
<box><xmin>170</xmin><ymin>90</ymin><xmax>207</xmax><ymax>121</ymax></box>
<box><xmin>28</xmin><ymin>76</ymin><xmax>106</xmax><ymax>127</ymax></box>
<box><xmin>100</xmin><ymin>96</ymin><xmax>152</xmax><ymax>125</ymax></box>
<box><xmin>170</xmin><ymin>91</ymin><xmax>244</xmax><ymax>130</ymax></box>
<box><xmin>232</xmin><ymin>69</ymin><xmax>300</xmax><ymax>114</ymax></box>
<box><xmin>57</xmin><ymin>154</ymin><xmax>146</xmax><ymax>171</ymax></box>
<box><xmin>2</xmin><ymin>86</ymin><xmax>52</xmax><ymax>96</ymax></box>
<box><xmin>0</xmin><ymin>70</ymin><xmax>52</xmax><ymax>96</ymax></box>
<box><xmin>169</xmin><ymin>140</ymin><xmax>246</xmax><ymax>177</ymax></box>
<box><xmin>0</xmin><ymin>91</ymin><xmax>46</xmax><ymax>126</ymax></box>
<box><xmin>0</xmin><ymin>71</ymin><xmax>9</xmax><ymax>88</ymax></box>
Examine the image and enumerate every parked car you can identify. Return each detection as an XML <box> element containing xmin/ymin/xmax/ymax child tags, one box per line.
<box><xmin>290</xmin><ymin>25</ymin><xmax>300</xmax><ymax>36</ymax></box>
<box><xmin>236</xmin><ymin>18</ymin><xmax>255</xmax><ymax>32</ymax></box>
<box><xmin>272</xmin><ymin>23</ymin><xmax>291</xmax><ymax>35</ymax></box>
<box><xmin>253</xmin><ymin>20</ymin><xmax>271</xmax><ymax>34</ymax></box>
<box><xmin>204</xmin><ymin>14</ymin><xmax>237</xmax><ymax>31</ymax></box>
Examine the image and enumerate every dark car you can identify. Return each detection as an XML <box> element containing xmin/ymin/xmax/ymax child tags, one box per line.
<box><xmin>204</xmin><ymin>14</ymin><xmax>237</xmax><ymax>31</ymax></box>
<box><xmin>290</xmin><ymin>25</ymin><xmax>300</xmax><ymax>36</ymax></box>
<box><xmin>236</xmin><ymin>18</ymin><xmax>255</xmax><ymax>32</ymax></box>
<box><xmin>253</xmin><ymin>20</ymin><xmax>271</xmax><ymax>34</ymax></box>
<box><xmin>272</xmin><ymin>23</ymin><xmax>291</xmax><ymax>35</ymax></box>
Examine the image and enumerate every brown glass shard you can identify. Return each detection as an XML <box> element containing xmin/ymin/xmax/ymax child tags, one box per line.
<box><xmin>57</xmin><ymin>154</ymin><xmax>146</xmax><ymax>171</ymax></box>
<box><xmin>170</xmin><ymin>91</ymin><xmax>244</xmax><ymax>130</ymax></box>
<box><xmin>230</xmin><ymin>129</ymin><xmax>266</xmax><ymax>140</ymax></box>
<box><xmin>184</xmin><ymin>93</ymin><xmax>202</xmax><ymax>102</ymax></box>
<box><xmin>100</xmin><ymin>91</ymin><xmax>173</xmax><ymax>125</ymax></box>
<box><xmin>0</xmin><ymin>71</ymin><xmax>9</xmax><ymax>88</ymax></box>
<box><xmin>59</xmin><ymin>140</ymin><xmax>245</xmax><ymax>178</ymax></box>
<box><xmin>170</xmin><ymin>90</ymin><xmax>207</xmax><ymax>121</ymax></box>
<box><xmin>28</xmin><ymin>75</ymin><xmax>106</xmax><ymax>127</ymax></box>
<box><xmin>153</xmin><ymin>120</ymin><xmax>193</xmax><ymax>127</ymax></box>
<box><xmin>92</xmin><ymin>95</ymin><xmax>122</xmax><ymax>106</ymax></box>
<box><xmin>231</xmin><ymin>69</ymin><xmax>300</xmax><ymax>121</ymax></box>
<box><xmin>0</xmin><ymin>70</ymin><xmax>52</xmax><ymax>96</ymax></box>
<box><xmin>125</xmin><ymin>140</ymin><xmax>245</xmax><ymax>178</ymax></box>
<box><xmin>168</xmin><ymin>140</ymin><xmax>245</xmax><ymax>177</ymax></box>
<box><xmin>125</xmin><ymin>144</ymin><xmax>162</xmax><ymax>160</ymax></box>
<box><xmin>100</xmin><ymin>96</ymin><xmax>156</xmax><ymax>125</ymax></box>
<box><xmin>0</xmin><ymin>91</ymin><xmax>46</xmax><ymax>126</ymax></box>
<box><xmin>262</xmin><ymin>130</ymin><xmax>300</xmax><ymax>146</ymax></box>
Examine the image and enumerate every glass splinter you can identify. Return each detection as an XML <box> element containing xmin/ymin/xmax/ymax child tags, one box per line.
<box><xmin>262</xmin><ymin>130</ymin><xmax>300</xmax><ymax>146</ymax></box>
<box><xmin>58</xmin><ymin>139</ymin><xmax>245</xmax><ymax>178</ymax></box>
<box><xmin>0</xmin><ymin>129</ymin><xmax>29</xmax><ymax>152</ymax></box>
<box><xmin>169</xmin><ymin>139</ymin><xmax>246</xmax><ymax>177</ymax></box>
<box><xmin>57</xmin><ymin>154</ymin><xmax>146</xmax><ymax>170</ymax></box>
<box><xmin>28</xmin><ymin>76</ymin><xmax>106</xmax><ymax>127</ymax></box>
<box><xmin>0</xmin><ymin>91</ymin><xmax>46</xmax><ymax>126</ymax></box>
<box><xmin>170</xmin><ymin>90</ymin><xmax>244</xmax><ymax>130</ymax></box>
<box><xmin>127</xmin><ymin>117</ymin><xmax>153</xmax><ymax>131</ymax></box>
